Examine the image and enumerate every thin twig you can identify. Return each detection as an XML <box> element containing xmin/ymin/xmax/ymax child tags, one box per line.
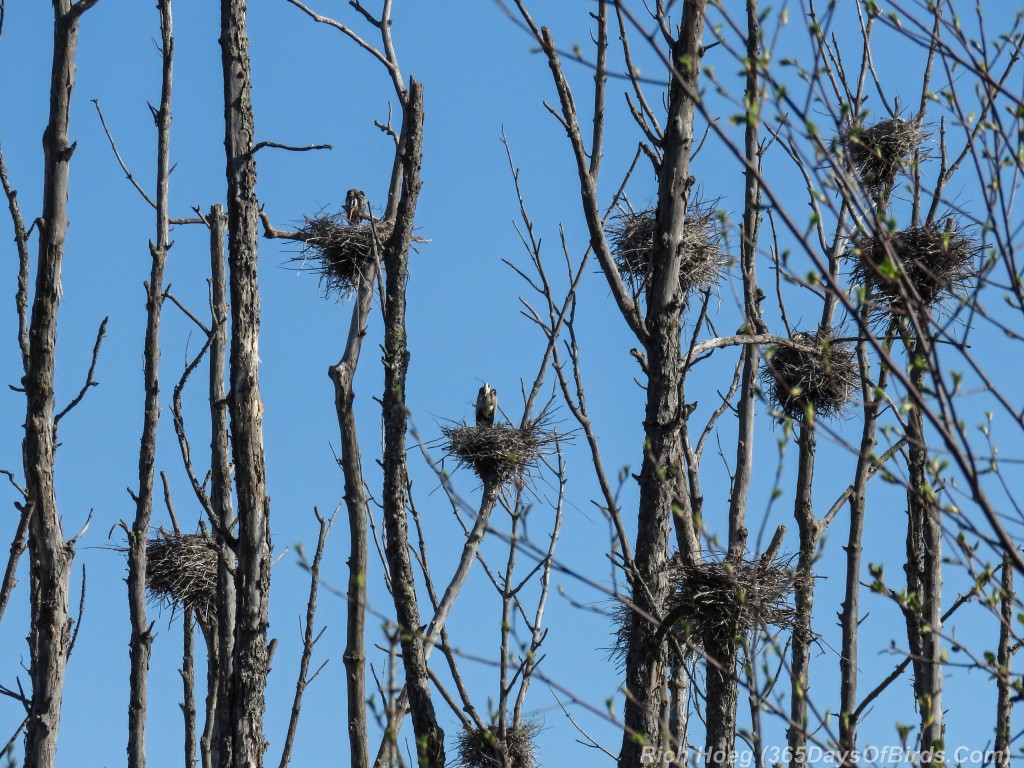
<box><xmin>54</xmin><ymin>317</ymin><xmax>108</xmax><ymax>427</ymax></box>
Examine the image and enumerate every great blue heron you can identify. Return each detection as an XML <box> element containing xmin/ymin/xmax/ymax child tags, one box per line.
<box><xmin>345</xmin><ymin>188</ymin><xmax>368</xmax><ymax>225</ymax></box>
<box><xmin>475</xmin><ymin>384</ymin><xmax>497</xmax><ymax>427</ymax></box>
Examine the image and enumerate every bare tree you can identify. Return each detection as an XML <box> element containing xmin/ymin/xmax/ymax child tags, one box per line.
<box><xmin>125</xmin><ymin>3</ymin><xmax>174</xmax><ymax>766</ymax></box>
<box><xmin>220</xmin><ymin>2</ymin><xmax>272</xmax><ymax>766</ymax></box>
<box><xmin>19</xmin><ymin>4</ymin><xmax>101</xmax><ymax>768</ymax></box>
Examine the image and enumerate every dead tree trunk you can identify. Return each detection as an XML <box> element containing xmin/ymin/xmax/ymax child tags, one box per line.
<box><xmin>182</xmin><ymin>609</ymin><xmax>198</xmax><ymax>768</ymax></box>
<box><xmin>22</xmin><ymin>3</ymin><xmax>98</xmax><ymax>767</ymax></box>
<box><xmin>127</xmin><ymin>3</ymin><xmax>173</xmax><ymax>766</ymax></box>
<box><xmin>619</xmin><ymin>5</ymin><xmax>707</xmax><ymax>767</ymax></box>
<box><xmin>377</xmin><ymin>80</ymin><xmax>444</xmax><ymax>768</ymax></box>
<box><xmin>331</xmin><ymin>249</ymin><xmax>376</xmax><ymax>768</ymax></box>
<box><xmin>219</xmin><ymin>2</ymin><xmax>271</xmax><ymax>766</ymax></box>
<box><xmin>206</xmin><ymin>204</ymin><xmax>235</xmax><ymax>768</ymax></box>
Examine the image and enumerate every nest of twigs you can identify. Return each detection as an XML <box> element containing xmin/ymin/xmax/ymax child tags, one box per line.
<box><xmin>290</xmin><ymin>212</ymin><xmax>392</xmax><ymax>299</ymax></box>
<box><xmin>441</xmin><ymin>417</ymin><xmax>557</xmax><ymax>486</ymax></box>
<box><xmin>612</xmin><ymin>555</ymin><xmax>799</xmax><ymax>663</ymax></box>
<box><xmin>761</xmin><ymin>331</ymin><xmax>857</xmax><ymax>420</ymax></box>
<box><xmin>843</xmin><ymin>117</ymin><xmax>923</xmax><ymax>197</ymax></box>
<box><xmin>848</xmin><ymin>219</ymin><xmax>978</xmax><ymax>322</ymax></box>
<box><xmin>671</xmin><ymin>557</ymin><xmax>799</xmax><ymax>641</ymax></box>
<box><xmin>455</xmin><ymin>723</ymin><xmax>540</xmax><ymax>768</ymax></box>
<box><xmin>609</xmin><ymin>199</ymin><xmax>724</xmax><ymax>298</ymax></box>
<box><xmin>144</xmin><ymin>530</ymin><xmax>219</xmax><ymax>625</ymax></box>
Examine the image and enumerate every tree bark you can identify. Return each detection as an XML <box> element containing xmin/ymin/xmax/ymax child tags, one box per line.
<box><xmin>701</xmin><ymin>8</ymin><xmax>762</xmax><ymax>755</ymax></box>
<box><xmin>788</xmin><ymin>424</ymin><xmax>817</xmax><ymax>768</ymax></box>
<box><xmin>995</xmin><ymin>556</ymin><xmax>1013</xmax><ymax>768</ymax></box>
<box><xmin>727</xmin><ymin>0</ymin><xmax>766</xmax><ymax>563</ymax></box>
<box><xmin>182</xmin><ymin>609</ymin><xmax>198</xmax><ymax>768</ymax></box>
<box><xmin>619</xmin><ymin>5</ymin><xmax>707</xmax><ymax>767</ymax></box>
<box><xmin>22</xmin><ymin>3</ymin><xmax>97</xmax><ymax>767</ymax></box>
<box><xmin>208</xmin><ymin>204</ymin><xmax>235</xmax><ymax>768</ymax></box>
<box><xmin>330</xmin><ymin>221</ymin><xmax>377</xmax><ymax>768</ymax></box>
<box><xmin>127</xmin><ymin>3</ymin><xmax>173</xmax><ymax>765</ymax></box>
<box><xmin>904</xmin><ymin>355</ymin><xmax>943</xmax><ymax>764</ymax></box>
<box><xmin>377</xmin><ymin>79</ymin><xmax>444</xmax><ymax>768</ymax></box>
<box><xmin>704</xmin><ymin>636</ymin><xmax>739</xmax><ymax>768</ymax></box>
<box><xmin>219</xmin><ymin>1</ymin><xmax>271</xmax><ymax>765</ymax></box>
<box><xmin>838</xmin><ymin>353</ymin><xmax>886</xmax><ymax>762</ymax></box>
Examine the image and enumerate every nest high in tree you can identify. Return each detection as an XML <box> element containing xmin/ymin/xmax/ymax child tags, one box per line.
<box><xmin>849</xmin><ymin>219</ymin><xmax>978</xmax><ymax>323</ymax></box>
<box><xmin>441</xmin><ymin>416</ymin><xmax>557</xmax><ymax>486</ymax></box>
<box><xmin>612</xmin><ymin>555</ymin><xmax>799</xmax><ymax>663</ymax></box>
<box><xmin>145</xmin><ymin>529</ymin><xmax>219</xmax><ymax>626</ymax></box>
<box><xmin>455</xmin><ymin>723</ymin><xmax>540</xmax><ymax>768</ymax></box>
<box><xmin>761</xmin><ymin>331</ymin><xmax>857</xmax><ymax>421</ymax></box>
<box><xmin>843</xmin><ymin>117</ymin><xmax>923</xmax><ymax>198</ymax></box>
<box><xmin>669</xmin><ymin>557</ymin><xmax>799</xmax><ymax>643</ymax></box>
<box><xmin>609</xmin><ymin>199</ymin><xmax>723</xmax><ymax>299</ymax></box>
<box><xmin>290</xmin><ymin>212</ymin><xmax>392</xmax><ymax>299</ymax></box>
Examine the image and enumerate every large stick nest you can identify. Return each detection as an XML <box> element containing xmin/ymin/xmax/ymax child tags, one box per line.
<box><xmin>761</xmin><ymin>331</ymin><xmax>857</xmax><ymax>421</ymax></box>
<box><xmin>843</xmin><ymin>117</ymin><xmax>923</xmax><ymax>197</ymax></box>
<box><xmin>144</xmin><ymin>530</ymin><xmax>219</xmax><ymax>625</ymax></box>
<box><xmin>441</xmin><ymin>416</ymin><xmax>558</xmax><ymax>486</ymax></box>
<box><xmin>848</xmin><ymin>218</ymin><xmax>978</xmax><ymax>322</ymax></box>
<box><xmin>609</xmin><ymin>198</ymin><xmax>724</xmax><ymax>299</ymax></box>
<box><xmin>454</xmin><ymin>722</ymin><xmax>540</xmax><ymax>768</ymax></box>
<box><xmin>289</xmin><ymin>212</ymin><xmax>392</xmax><ymax>299</ymax></box>
<box><xmin>612</xmin><ymin>555</ymin><xmax>800</xmax><ymax>664</ymax></box>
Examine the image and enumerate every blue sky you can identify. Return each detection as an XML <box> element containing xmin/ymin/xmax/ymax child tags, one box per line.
<box><xmin>0</xmin><ymin>1</ymin><xmax>1021</xmax><ymax>766</ymax></box>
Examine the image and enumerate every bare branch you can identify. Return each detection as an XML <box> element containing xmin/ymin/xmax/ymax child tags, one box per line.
<box><xmin>0</xmin><ymin>141</ymin><xmax>31</xmax><ymax>372</ymax></box>
<box><xmin>0</xmin><ymin>501</ymin><xmax>32</xmax><ymax>623</ymax></box>
<box><xmin>250</xmin><ymin>140</ymin><xmax>332</xmax><ymax>155</ymax></box>
<box><xmin>279</xmin><ymin>508</ymin><xmax>335</xmax><ymax>768</ymax></box>
<box><xmin>54</xmin><ymin>316</ymin><xmax>107</xmax><ymax>427</ymax></box>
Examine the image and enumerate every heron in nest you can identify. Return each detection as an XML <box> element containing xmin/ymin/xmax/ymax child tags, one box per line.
<box><xmin>345</xmin><ymin>188</ymin><xmax>368</xmax><ymax>225</ymax></box>
<box><xmin>476</xmin><ymin>384</ymin><xmax>497</xmax><ymax>427</ymax></box>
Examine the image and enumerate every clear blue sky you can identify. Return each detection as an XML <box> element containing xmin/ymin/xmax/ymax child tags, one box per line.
<box><xmin>0</xmin><ymin>2</ymin><xmax>1020</xmax><ymax>766</ymax></box>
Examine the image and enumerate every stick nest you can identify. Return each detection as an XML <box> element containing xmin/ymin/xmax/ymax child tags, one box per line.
<box><xmin>454</xmin><ymin>722</ymin><xmax>540</xmax><ymax>768</ymax></box>
<box><xmin>609</xmin><ymin>199</ymin><xmax>724</xmax><ymax>298</ymax></box>
<box><xmin>843</xmin><ymin>117</ymin><xmax>923</xmax><ymax>196</ymax></box>
<box><xmin>612</xmin><ymin>555</ymin><xmax>800</xmax><ymax>663</ymax></box>
<box><xmin>761</xmin><ymin>331</ymin><xmax>857</xmax><ymax>420</ymax></box>
<box><xmin>290</xmin><ymin>212</ymin><xmax>392</xmax><ymax>299</ymax></box>
<box><xmin>145</xmin><ymin>530</ymin><xmax>219</xmax><ymax>625</ymax></box>
<box><xmin>848</xmin><ymin>219</ymin><xmax>978</xmax><ymax>322</ymax></box>
<box><xmin>441</xmin><ymin>417</ymin><xmax>557</xmax><ymax>486</ymax></box>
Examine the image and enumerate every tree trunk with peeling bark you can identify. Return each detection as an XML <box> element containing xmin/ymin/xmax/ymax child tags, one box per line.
<box><xmin>208</xmin><ymin>204</ymin><xmax>235</xmax><ymax>768</ymax></box>
<box><xmin>219</xmin><ymin>2</ymin><xmax>271</xmax><ymax>766</ymax></box>
<box><xmin>22</xmin><ymin>3</ymin><xmax>97</xmax><ymax>767</ymax></box>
